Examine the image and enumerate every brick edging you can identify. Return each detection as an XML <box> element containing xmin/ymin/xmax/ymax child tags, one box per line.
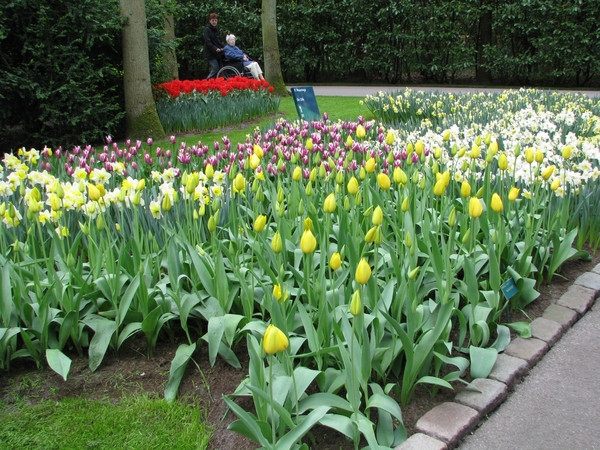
<box><xmin>394</xmin><ymin>265</ymin><xmax>600</xmax><ymax>450</ymax></box>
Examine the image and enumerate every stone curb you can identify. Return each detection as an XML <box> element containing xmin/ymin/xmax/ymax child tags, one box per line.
<box><xmin>395</xmin><ymin>269</ymin><xmax>600</xmax><ymax>450</ymax></box>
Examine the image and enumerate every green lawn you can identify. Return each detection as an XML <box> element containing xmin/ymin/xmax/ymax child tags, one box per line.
<box><xmin>0</xmin><ymin>395</ymin><xmax>211</xmax><ymax>450</ymax></box>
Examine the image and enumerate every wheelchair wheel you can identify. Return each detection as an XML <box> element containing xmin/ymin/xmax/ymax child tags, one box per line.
<box><xmin>217</xmin><ymin>66</ymin><xmax>241</xmax><ymax>80</ymax></box>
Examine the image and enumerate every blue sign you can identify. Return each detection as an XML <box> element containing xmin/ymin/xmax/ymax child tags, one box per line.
<box><xmin>291</xmin><ymin>87</ymin><xmax>321</xmax><ymax>121</ymax></box>
<box><xmin>501</xmin><ymin>278</ymin><xmax>519</xmax><ymax>300</ymax></box>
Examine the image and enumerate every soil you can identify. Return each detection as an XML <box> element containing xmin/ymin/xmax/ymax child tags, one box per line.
<box><xmin>1</xmin><ymin>247</ymin><xmax>599</xmax><ymax>450</ymax></box>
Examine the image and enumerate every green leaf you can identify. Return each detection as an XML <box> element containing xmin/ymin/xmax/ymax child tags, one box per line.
<box><xmin>223</xmin><ymin>395</ymin><xmax>272</xmax><ymax>448</ymax></box>
<box><xmin>505</xmin><ymin>321</ymin><xmax>532</xmax><ymax>338</ymax></box>
<box><xmin>1</xmin><ymin>263</ymin><xmax>12</xmax><ymax>328</ymax></box>
<box><xmin>46</xmin><ymin>348</ymin><xmax>72</xmax><ymax>381</ymax></box>
<box><xmin>116</xmin><ymin>274</ymin><xmax>140</xmax><ymax>328</ymax></box>
<box><xmin>277</xmin><ymin>405</ymin><xmax>330</xmax><ymax>450</ymax></box>
<box><xmin>469</xmin><ymin>346</ymin><xmax>498</xmax><ymax>379</ymax></box>
<box><xmin>164</xmin><ymin>343</ymin><xmax>196</xmax><ymax>402</ymax></box>
<box><xmin>88</xmin><ymin>319</ymin><xmax>116</xmax><ymax>372</ymax></box>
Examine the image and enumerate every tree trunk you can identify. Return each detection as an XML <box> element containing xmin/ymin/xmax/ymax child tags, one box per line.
<box><xmin>261</xmin><ymin>0</ymin><xmax>289</xmax><ymax>96</ymax></box>
<box><xmin>162</xmin><ymin>0</ymin><xmax>179</xmax><ymax>80</ymax></box>
<box><xmin>120</xmin><ymin>0</ymin><xmax>165</xmax><ymax>140</ymax></box>
<box><xmin>475</xmin><ymin>4</ymin><xmax>493</xmax><ymax>84</ymax></box>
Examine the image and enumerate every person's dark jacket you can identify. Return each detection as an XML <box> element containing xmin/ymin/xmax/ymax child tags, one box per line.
<box><xmin>202</xmin><ymin>23</ymin><xmax>224</xmax><ymax>60</ymax></box>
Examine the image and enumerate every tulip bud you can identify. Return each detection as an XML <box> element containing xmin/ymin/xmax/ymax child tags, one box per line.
<box><xmin>300</xmin><ymin>229</ymin><xmax>317</xmax><ymax>254</ymax></box>
<box><xmin>401</xmin><ymin>196</ymin><xmax>409</xmax><ymax>212</ymax></box>
<box><xmin>535</xmin><ymin>149</ymin><xmax>544</xmax><ymax>163</ymax></box>
<box><xmin>272</xmin><ymin>231</ymin><xmax>283</xmax><ymax>253</ymax></box>
<box><xmin>254</xmin><ymin>214</ymin><xmax>267</xmax><ymax>232</ymax></box>
<box><xmin>408</xmin><ymin>266</ymin><xmax>420</xmax><ymax>280</ymax></box>
<box><xmin>508</xmin><ymin>187</ymin><xmax>520</xmax><ymax>201</ymax></box>
<box><xmin>461</xmin><ymin>181</ymin><xmax>471</xmax><ymax>198</ymax></box>
<box><xmin>324</xmin><ymin>193</ymin><xmax>336</xmax><ymax>213</ymax></box>
<box><xmin>205</xmin><ymin>163</ymin><xmax>215</xmax><ymax>179</ymax></box>
<box><xmin>356</xmin><ymin>125</ymin><xmax>366</xmax><ymax>139</ymax></box>
<box><xmin>562</xmin><ymin>146</ymin><xmax>571</xmax><ymax>160</ymax></box>
<box><xmin>249</xmin><ymin>153</ymin><xmax>260</xmax><ymax>169</ymax></box>
<box><xmin>551</xmin><ymin>178</ymin><xmax>561</xmax><ymax>191</ymax></box>
<box><xmin>347</xmin><ymin>176</ymin><xmax>359</xmax><ymax>195</ymax></box>
<box><xmin>88</xmin><ymin>184</ymin><xmax>101</xmax><ymax>201</ymax></box>
<box><xmin>469</xmin><ymin>197</ymin><xmax>483</xmax><ymax>218</ymax></box>
<box><xmin>525</xmin><ymin>147</ymin><xmax>534</xmax><ymax>164</ymax></box>
<box><xmin>433</xmin><ymin>179</ymin><xmax>445</xmax><ymax>196</ymax></box>
<box><xmin>273</xmin><ymin>284</ymin><xmax>282</xmax><ymax>301</ymax></box>
<box><xmin>443</xmin><ymin>129</ymin><xmax>451</xmax><ymax>141</ymax></box>
<box><xmin>405</xmin><ymin>231</ymin><xmax>412</xmax><ymax>248</ymax></box>
<box><xmin>306</xmin><ymin>138</ymin><xmax>313</xmax><ymax>151</ymax></box>
<box><xmin>305</xmin><ymin>182</ymin><xmax>313</xmax><ymax>196</ymax></box>
<box><xmin>491</xmin><ymin>193</ymin><xmax>503</xmax><ymax>212</ymax></box>
<box><xmin>330</xmin><ymin>252</ymin><xmax>342</xmax><ymax>271</ymax></box>
<box><xmin>541</xmin><ymin>165</ymin><xmax>555</xmax><ymax>180</ymax></box>
<box><xmin>365</xmin><ymin>158</ymin><xmax>376</xmax><ymax>174</ymax></box>
<box><xmin>377</xmin><ymin>173</ymin><xmax>391</xmax><ymax>190</ymax></box>
<box><xmin>448</xmin><ymin>206</ymin><xmax>457</xmax><ymax>227</ymax></box>
<box><xmin>207</xmin><ymin>214</ymin><xmax>217</xmax><ymax>232</ymax></box>
<box><xmin>386</xmin><ymin>131</ymin><xmax>395</xmax><ymax>145</ymax></box>
<box><xmin>344</xmin><ymin>196</ymin><xmax>350</xmax><ymax>211</ymax></box>
<box><xmin>355</xmin><ymin>258</ymin><xmax>371</xmax><ymax>284</ymax></box>
<box><xmin>96</xmin><ymin>214</ymin><xmax>105</xmax><ymax>231</ymax></box>
<box><xmin>297</xmin><ymin>199</ymin><xmax>305</xmax><ymax>215</ymax></box>
<box><xmin>263</xmin><ymin>324</ymin><xmax>289</xmax><ymax>355</ymax></box>
<box><xmin>233</xmin><ymin>173</ymin><xmax>245</xmax><ymax>193</ymax></box>
<box><xmin>462</xmin><ymin>228</ymin><xmax>471</xmax><ymax>245</ymax></box>
<box><xmin>350</xmin><ymin>289</ymin><xmax>363</xmax><ymax>316</ymax></box>
<box><xmin>161</xmin><ymin>194</ymin><xmax>172</xmax><ymax>212</ymax></box>
<box><xmin>365</xmin><ymin>226</ymin><xmax>377</xmax><ymax>243</ymax></box>
<box><xmin>372</xmin><ymin>206</ymin><xmax>383</xmax><ymax>225</ymax></box>
<box><xmin>470</xmin><ymin>143</ymin><xmax>481</xmax><ymax>159</ymax></box>
<box><xmin>498</xmin><ymin>153</ymin><xmax>508</xmax><ymax>170</ymax></box>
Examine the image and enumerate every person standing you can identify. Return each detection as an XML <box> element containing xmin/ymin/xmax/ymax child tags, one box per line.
<box><xmin>202</xmin><ymin>12</ymin><xmax>224</xmax><ymax>79</ymax></box>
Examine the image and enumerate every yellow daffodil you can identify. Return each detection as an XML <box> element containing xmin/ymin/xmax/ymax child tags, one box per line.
<box><xmin>355</xmin><ymin>258</ymin><xmax>372</xmax><ymax>284</ymax></box>
<box><xmin>263</xmin><ymin>324</ymin><xmax>289</xmax><ymax>355</ymax></box>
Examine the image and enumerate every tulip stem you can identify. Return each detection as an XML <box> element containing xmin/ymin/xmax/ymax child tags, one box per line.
<box><xmin>269</xmin><ymin>354</ymin><xmax>276</xmax><ymax>444</ymax></box>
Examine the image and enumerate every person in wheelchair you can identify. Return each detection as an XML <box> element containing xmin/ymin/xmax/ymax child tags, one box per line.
<box><xmin>223</xmin><ymin>34</ymin><xmax>265</xmax><ymax>81</ymax></box>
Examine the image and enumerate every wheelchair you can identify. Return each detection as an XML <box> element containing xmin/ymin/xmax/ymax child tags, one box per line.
<box><xmin>216</xmin><ymin>58</ymin><xmax>254</xmax><ymax>80</ymax></box>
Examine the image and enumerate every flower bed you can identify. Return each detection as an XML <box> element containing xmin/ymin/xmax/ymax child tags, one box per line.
<box><xmin>1</xmin><ymin>88</ymin><xmax>599</xmax><ymax>448</ymax></box>
<box><xmin>153</xmin><ymin>77</ymin><xmax>279</xmax><ymax>133</ymax></box>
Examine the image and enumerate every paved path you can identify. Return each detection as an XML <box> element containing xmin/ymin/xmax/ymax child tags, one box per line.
<box><xmin>458</xmin><ymin>300</ymin><xmax>600</xmax><ymax>450</ymax></box>
<box><xmin>289</xmin><ymin>84</ymin><xmax>600</xmax><ymax>99</ymax></box>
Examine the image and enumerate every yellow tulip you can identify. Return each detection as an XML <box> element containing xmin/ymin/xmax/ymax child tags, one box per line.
<box><xmin>263</xmin><ymin>324</ymin><xmax>289</xmax><ymax>355</ymax></box>
<box><xmin>324</xmin><ymin>193</ymin><xmax>337</xmax><ymax>214</ymax></box>
<box><xmin>562</xmin><ymin>146</ymin><xmax>571</xmax><ymax>160</ymax></box>
<box><xmin>249</xmin><ymin>153</ymin><xmax>260</xmax><ymax>169</ymax></box>
<box><xmin>551</xmin><ymin>178</ymin><xmax>561</xmax><ymax>191</ymax></box>
<box><xmin>461</xmin><ymin>181</ymin><xmax>471</xmax><ymax>198</ymax></box>
<box><xmin>365</xmin><ymin>226</ymin><xmax>377</xmax><ymax>243</ymax></box>
<box><xmin>293</xmin><ymin>166</ymin><xmax>302</xmax><ymax>181</ymax></box>
<box><xmin>273</xmin><ymin>284</ymin><xmax>282</xmax><ymax>301</ymax></box>
<box><xmin>372</xmin><ymin>206</ymin><xmax>383</xmax><ymax>225</ymax></box>
<box><xmin>271</xmin><ymin>231</ymin><xmax>283</xmax><ymax>253</ymax></box>
<box><xmin>525</xmin><ymin>147</ymin><xmax>534</xmax><ymax>164</ymax></box>
<box><xmin>508</xmin><ymin>187</ymin><xmax>520</xmax><ymax>201</ymax></box>
<box><xmin>377</xmin><ymin>173</ymin><xmax>391</xmax><ymax>190</ymax></box>
<box><xmin>355</xmin><ymin>258</ymin><xmax>372</xmax><ymax>284</ymax></box>
<box><xmin>405</xmin><ymin>231</ymin><xmax>412</xmax><ymax>249</ymax></box>
<box><xmin>433</xmin><ymin>179</ymin><xmax>446</xmax><ymax>196</ymax></box>
<box><xmin>253</xmin><ymin>214</ymin><xmax>267</xmax><ymax>232</ymax></box>
<box><xmin>207</xmin><ymin>214</ymin><xmax>217</xmax><ymax>232</ymax></box>
<box><xmin>303</xmin><ymin>217</ymin><xmax>313</xmax><ymax>231</ymax></box>
<box><xmin>442</xmin><ymin>129</ymin><xmax>451</xmax><ymax>141</ymax></box>
<box><xmin>300</xmin><ymin>229</ymin><xmax>317</xmax><ymax>254</ymax></box>
<box><xmin>490</xmin><ymin>193</ymin><xmax>503</xmax><ymax>212</ymax></box>
<box><xmin>385</xmin><ymin>131</ymin><xmax>395</xmax><ymax>145</ymax></box>
<box><xmin>253</xmin><ymin>144</ymin><xmax>264</xmax><ymax>158</ymax></box>
<box><xmin>408</xmin><ymin>266</ymin><xmax>420</xmax><ymax>280</ymax></box>
<box><xmin>365</xmin><ymin>158</ymin><xmax>376</xmax><ymax>173</ymax></box>
<box><xmin>448</xmin><ymin>207</ymin><xmax>457</xmax><ymax>227</ymax></box>
<box><xmin>470</xmin><ymin>143</ymin><xmax>481</xmax><ymax>159</ymax></box>
<box><xmin>205</xmin><ymin>163</ymin><xmax>215</xmax><ymax>179</ymax></box>
<box><xmin>356</xmin><ymin>125</ymin><xmax>366</xmax><ymax>139</ymax></box>
<box><xmin>233</xmin><ymin>173</ymin><xmax>246</xmax><ymax>193</ymax></box>
<box><xmin>87</xmin><ymin>183</ymin><xmax>101</xmax><ymax>201</ymax></box>
<box><xmin>535</xmin><ymin>149</ymin><xmax>544</xmax><ymax>163</ymax></box>
<box><xmin>161</xmin><ymin>194</ymin><xmax>172</xmax><ymax>212</ymax></box>
<box><xmin>401</xmin><ymin>196</ymin><xmax>409</xmax><ymax>212</ymax></box>
<box><xmin>488</xmin><ymin>141</ymin><xmax>498</xmax><ymax>155</ymax></box>
<box><xmin>541</xmin><ymin>165</ymin><xmax>555</xmax><ymax>180</ymax></box>
<box><xmin>49</xmin><ymin>193</ymin><xmax>61</xmax><ymax>211</ymax></box>
<box><xmin>330</xmin><ymin>252</ymin><xmax>342</xmax><ymax>271</ymax></box>
<box><xmin>347</xmin><ymin>176</ymin><xmax>359</xmax><ymax>195</ymax></box>
<box><xmin>306</xmin><ymin>138</ymin><xmax>313</xmax><ymax>151</ymax></box>
<box><xmin>469</xmin><ymin>197</ymin><xmax>483</xmax><ymax>218</ymax></box>
<box><xmin>498</xmin><ymin>153</ymin><xmax>508</xmax><ymax>170</ymax></box>
<box><xmin>349</xmin><ymin>290</ymin><xmax>363</xmax><ymax>316</ymax></box>
<box><xmin>415</xmin><ymin>140</ymin><xmax>425</xmax><ymax>155</ymax></box>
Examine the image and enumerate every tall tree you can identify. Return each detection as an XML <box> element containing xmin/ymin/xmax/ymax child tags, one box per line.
<box><xmin>162</xmin><ymin>0</ymin><xmax>179</xmax><ymax>80</ymax></box>
<box><xmin>261</xmin><ymin>0</ymin><xmax>288</xmax><ymax>95</ymax></box>
<box><xmin>120</xmin><ymin>0</ymin><xmax>165</xmax><ymax>140</ymax></box>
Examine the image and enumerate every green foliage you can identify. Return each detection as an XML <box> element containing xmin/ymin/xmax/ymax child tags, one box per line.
<box><xmin>0</xmin><ymin>395</ymin><xmax>211</xmax><ymax>450</ymax></box>
<box><xmin>0</xmin><ymin>0</ymin><xmax>125</xmax><ymax>151</ymax></box>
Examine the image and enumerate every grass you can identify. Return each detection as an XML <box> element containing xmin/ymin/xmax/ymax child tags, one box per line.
<box><xmin>0</xmin><ymin>394</ymin><xmax>211</xmax><ymax>450</ymax></box>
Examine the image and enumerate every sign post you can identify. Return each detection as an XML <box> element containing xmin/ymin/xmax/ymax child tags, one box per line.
<box><xmin>290</xmin><ymin>87</ymin><xmax>321</xmax><ymax>121</ymax></box>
